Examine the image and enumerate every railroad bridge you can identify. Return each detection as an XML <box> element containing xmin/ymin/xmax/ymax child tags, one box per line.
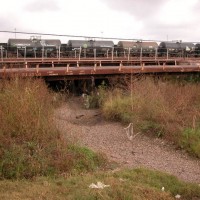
<box><xmin>1</xmin><ymin>57</ymin><xmax>200</xmax><ymax>81</ymax></box>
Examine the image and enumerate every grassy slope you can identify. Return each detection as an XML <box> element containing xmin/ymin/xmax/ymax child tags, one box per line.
<box><xmin>0</xmin><ymin>78</ymin><xmax>200</xmax><ymax>200</ymax></box>
<box><xmin>0</xmin><ymin>168</ymin><xmax>200</xmax><ymax>200</ymax></box>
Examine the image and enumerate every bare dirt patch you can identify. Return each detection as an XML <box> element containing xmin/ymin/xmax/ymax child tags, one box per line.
<box><xmin>55</xmin><ymin>97</ymin><xmax>200</xmax><ymax>183</ymax></box>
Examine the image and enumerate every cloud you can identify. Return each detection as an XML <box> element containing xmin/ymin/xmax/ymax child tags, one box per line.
<box><xmin>25</xmin><ymin>0</ymin><xmax>60</xmax><ymax>12</ymax></box>
<box><xmin>101</xmin><ymin>0</ymin><xmax>200</xmax><ymax>42</ymax></box>
<box><xmin>101</xmin><ymin>0</ymin><xmax>166</xmax><ymax>19</ymax></box>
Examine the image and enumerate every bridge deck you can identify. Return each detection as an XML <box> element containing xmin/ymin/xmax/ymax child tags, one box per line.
<box><xmin>0</xmin><ymin>58</ymin><xmax>200</xmax><ymax>79</ymax></box>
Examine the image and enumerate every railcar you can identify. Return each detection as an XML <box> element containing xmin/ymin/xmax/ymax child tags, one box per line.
<box><xmin>136</xmin><ymin>41</ymin><xmax>158</xmax><ymax>57</ymax></box>
<box><xmin>117</xmin><ymin>41</ymin><xmax>158</xmax><ymax>57</ymax></box>
<box><xmin>68</xmin><ymin>40</ymin><xmax>114</xmax><ymax>57</ymax></box>
<box><xmin>117</xmin><ymin>41</ymin><xmax>136</xmax><ymax>57</ymax></box>
<box><xmin>7</xmin><ymin>38</ymin><xmax>61</xmax><ymax>58</ymax></box>
<box><xmin>3</xmin><ymin>36</ymin><xmax>200</xmax><ymax>59</ymax></box>
<box><xmin>0</xmin><ymin>43</ymin><xmax>7</xmax><ymax>57</ymax></box>
<box><xmin>180</xmin><ymin>42</ymin><xmax>195</xmax><ymax>57</ymax></box>
<box><xmin>39</xmin><ymin>39</ymin><xmax>61</xmax><ymax>57</ymax></box>
<box><xmin>158</xmin><ymin>42</ymin><xmax>195</xmax><ymax>57</ymax></box>
<box><xmin>195</xmin><ymin>44</ymin><xmax>200</xmax><ymax>56</ymax></box>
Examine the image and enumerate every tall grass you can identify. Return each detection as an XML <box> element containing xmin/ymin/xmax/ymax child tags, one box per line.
<box><xmin>99</xmin><ymin>78</ymin><xmax>200</xmax><ymax>157</ymax></box>
<box><xmin>0</xmin><ymin>78</ymin><xmax>105</xmax><ymax>179</ymax></box>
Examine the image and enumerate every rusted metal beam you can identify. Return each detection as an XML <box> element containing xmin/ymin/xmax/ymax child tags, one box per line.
<box><xmin>1</xmin><ymin>65</ymin><xmax>200</xmax><ymax>78</ymax></box>
<box><xmin>0</xmin><ymin>57</ymin><xmax>200</xmax><ymax>79</ymax></box>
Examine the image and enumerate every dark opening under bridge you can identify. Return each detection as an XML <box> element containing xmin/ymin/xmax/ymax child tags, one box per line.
<box><xmin>1</xmin><ymin>57</ymin><xmax>200</xmax><ymax>81</ymax></box>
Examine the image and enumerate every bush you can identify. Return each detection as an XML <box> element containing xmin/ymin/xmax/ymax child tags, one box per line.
<box><xmin>180</xmin><ymin>128</ymin><xmax>200</xmax><ymax>158</ymax></box>
<box><xmin>99</xmin><ymin>78</ymin><xmax>200</xmax><ymax>157</ymax></box>
<box><xmin>0</xmin><ymin>78</ymin><xmax>105</xmax><ymax>179</ymax></box>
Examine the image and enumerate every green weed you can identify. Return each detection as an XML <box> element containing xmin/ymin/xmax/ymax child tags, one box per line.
<box><xmin>0</xmin><ymin>168</ymin><xmax>199</xmax><ymax>200</ymax></box>
<box><xmin>180</xmin><ymin>128</ymin><xmax>200</xmax><ymax>158</ymax></box>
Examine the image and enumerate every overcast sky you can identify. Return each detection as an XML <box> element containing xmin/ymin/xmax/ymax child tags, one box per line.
<box><xmin>0</xmin><ymin>0</ymin><xmax>199</xmax><ymax>43</ymax></box>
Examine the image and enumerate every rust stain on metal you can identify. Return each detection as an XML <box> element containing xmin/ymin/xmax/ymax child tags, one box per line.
<box><xmin>1</xmin><ymin>58</ymin><xmax>200</xmax><ymax>79</ymax></box>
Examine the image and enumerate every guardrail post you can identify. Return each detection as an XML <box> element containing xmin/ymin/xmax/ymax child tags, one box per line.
<box><xmin>128</xmin><ymin>47</ymin><xmax>130</xmax><ymax>61</ymax></box>
<box><xmin>107</xmin><ymin>49</ymin><xmax>109</xmax><ymax>58</ymax></box>
<box><xmin>75</xmin><ymin>49</ymin><xmax>77</xmax><ymax>58</ymax></box>
<box><xmin>77</xmin><ymin>61</ymin><xmax>79</xmax><ymax>67</ymax></box>
<box><xmin>79</xmin><ymin>46</ymin><xmax>81</xmax><ymax>60</ymax></box>
<box><xmin>25</xmin><ymin>62</ymin><xmax>28</xmax><ymax>69</ymax></box>
<box><xmin>140</xmin><ymin>47</ymin><xmax>143</xmax><ymax>61</ymax></box>
<box><xmin>112</xmin><ymin>47</ymin><xmax>114</xmax><ymax>60</ymax></box>
<box><xmin>24</xmin><ymin>46</ymin><xmax>26</xmax><ymax>60</ymax></box>
<box><xmin>94</xmin><ymin>63</ymin><xmax>97</xmax><ymax>71</ymax></box>
<box><xmin>1</xmin><ymin>46</ymin><xmax>3</xmax><ymax>62</ymax></box>
<box><xmin>167</xmin><ymin>49</ymin><xmax>169</xmax><ymax>60</ymax></box>
<box><xmin>141</xmin><ymin>62</ymin><xmax>145</xmax><ymax>71</ymax></box>
<box><xmin>36</xmin><ymin>64</ymin><xmax>39</xmax><ymax>73</ymax></box>
<box><xmin>66</xmin><ymin>63</ymin><xmax>70</xmax><ymax>72</ymax></box>
<box><xmin>42</xmin><ymin>46</ymin><xmax>44</xmax><ymax>61</ymax></box>
<box><xmin>58</xmin><ymin>46</ymin><xmax>61</xmax><ymax>61</ymax></box>
<box><xmin>94</xmin><ymin>49</ymin><xmax>96</xmax><ymax>60</ymax></box>
<box><xmin>155</xmin><ymin>48</ymin><xmax>157</xmax><ymax>60</ymax></box>
<box><xmin>119</xmin><ymin>61</ymin><xmax>122</xmax><ymax>71</ymax></box>
<box><xmin>17</xmin><ymin>48</ymin><xmax>19</xmax><ymax>58</ymax></box>
<box><xmin>34</xmin><ymin>49</ymin><xmax>36</xmax><ymax>58</ymax></box>
<box><xmin>163</xmin><ymin>62</ymin><xmax>166</xmax><ymax>70</ymax></box>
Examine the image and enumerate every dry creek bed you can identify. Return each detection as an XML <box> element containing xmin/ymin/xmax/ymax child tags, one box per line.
<box><xmin>55</xmin><ymin>97</ymin><xmax>200</xmax><ymax>184</ymax></box>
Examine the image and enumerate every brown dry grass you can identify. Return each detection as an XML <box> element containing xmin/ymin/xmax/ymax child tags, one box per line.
<box><xmin>0</xmin><ymin>78</ymin><xmax>105</xmax><ymax>179</ymax></box>
<box><xmin>100</xmin><ymin>78</ymin><xmax>200</xmax><ymax>157</ymax></box>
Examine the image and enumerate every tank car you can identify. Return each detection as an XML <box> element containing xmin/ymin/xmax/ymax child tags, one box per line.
<box><xmin>138</xmin><ymin>41</ymin><xmax>158</xmax><ymax>56</ymax></box>
<box><xmin>117</xmin><ymin>41</ymin><xmax>136</xmax><ymax>57</ymax></box>
<box><xmin>8</xmin><ymin>39</ymin><xmax>33</xmax><ymax>57</ymax></box>
<box><xmin>60</xmin><ymin>43</ymin><xmax>68</xmax><ymax>57</ymax></box>
<box><xmin>7</xmin><ymin>37</ymin><xmax>61</xmax><ymax>58</ymax></box>
<box><xmin>68</xmin><ymin>40</ymin><xmax>114</xmax><ymax>57</ymax></box>
<box><xmin>180</xmin><ymin>42</ymin><xmax>195</xmax><ymax>57</ymax></box>
<box><xmin>117</xmin><ymin>41</ymin><xmax>158</xmax><ymax>57</ymax></box>
<box><xmin>93</xmin><ymin>40</ymin><xmax>114</xmax><ymax>57</ymax></box>
<box><xmin>195</xmin><ymin>44</ymin><xmax>200</xmax><ymax>56</ymax></box>
<box><xmin>158</xmin><ymin>41</ymin><xmax>195</xmax><ymax>57</ymax></box>
<box><xmin>39</xmin><ymin>39</ymin><xmax>61</xmax><ymax>57</ymax></box>
<box><xmin>0</xmin><ymin>43</ymin><xmax>7</xmax><ymax>58</ymax></box>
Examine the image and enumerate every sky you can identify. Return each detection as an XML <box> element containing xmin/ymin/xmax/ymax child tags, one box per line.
<box><xmin>0</xmin><ymin>0</ymin><xmax>199</xmax><ymax>43</ymax></box>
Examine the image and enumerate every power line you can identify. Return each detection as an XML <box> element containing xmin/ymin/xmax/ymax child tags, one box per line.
<box><xmin>0</xmin><ymin>30</ymin><xmax>198</xmax><ymax>43</ymax></box>
<box><xmin>0</xmin><ymin>30</ymin><xmax>147</xmax><ymax>41</ymax></box>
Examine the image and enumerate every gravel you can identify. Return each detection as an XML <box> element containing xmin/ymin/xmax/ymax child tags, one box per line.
<box><xmin>55</xmin><ymin>97</ymin><xmax>200</xmax><ymax>183</ymax></box>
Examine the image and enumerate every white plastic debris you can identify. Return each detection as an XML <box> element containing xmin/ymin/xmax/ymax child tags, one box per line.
<box><xmin>161</xmin><ymin>187</ymin><xmax>165</xmax><ymax>191</ymax></box>
<box><xmin>175</xmin><ymin>194</ymin><xmax>181</xmax><ymax>199</ymax></box>
<box><xmin>89</xmin><ymin>181</ymin><xmax>110</xmax><ymax>189</ymax></box>
<box><xmin>124</xmin><ymin>123</ymin><xmax>140</xmax><ymax>141</ymax></box>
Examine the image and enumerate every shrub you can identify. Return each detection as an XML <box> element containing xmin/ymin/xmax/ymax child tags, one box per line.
<box><xmin>99</xmin><ymin>77</ymin><xmax>200</xmax><ymax>157</ymax></box>
<box><xmin>0</xmin><ymin>78</ymin><xmax>105</xmax><ymax>179</ymax></box>
<box><xmin>180</xmin><ymin>128</ymin><xmax>200</xmax><ymax>158</ymax></box>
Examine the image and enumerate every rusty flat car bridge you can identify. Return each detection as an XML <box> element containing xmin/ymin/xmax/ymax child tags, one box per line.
<box><xmin>1</xmin><ymin>57</ymin><xmax>200</xmax><ymax>80</ymax></box>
